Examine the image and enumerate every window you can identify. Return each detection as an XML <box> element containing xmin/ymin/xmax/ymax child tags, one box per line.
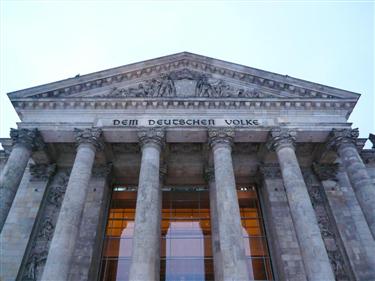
<box><xmin>99</xmin><ymin>186</ymin><xmax>273</xmax><ymax>281</ymax></box>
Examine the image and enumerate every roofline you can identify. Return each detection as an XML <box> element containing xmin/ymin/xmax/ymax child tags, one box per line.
<box><xmin>7</xmin><ymin>52</ymin><xmax>360</xmax><ymax>101</ymax></box>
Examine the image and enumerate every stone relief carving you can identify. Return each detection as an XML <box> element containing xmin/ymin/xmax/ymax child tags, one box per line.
<box><xmin>259</xmin><ymin>164</ymin><xmax>282</xmax><ymax>179</ymax></box>
<box><xmin>208</xmin><ymin>127</ymin><xmax>235</xmax><ymax>147</ymax></box>
<box><xmin>100</xmin><ymin>69</ymin><xmax>273</xmax><ymax>99</ymax></box>
<box><xmin>20</xmin><ymin>169</ymin><xmax>70</xmax><ymax>281</ymax></box>
<box><xmin>327</xmin><ymin>128</ymin><xmax>359</xmax><ymax>151</ymax></box>
<box><xmin>27</xmin><ymin>57</ymin><xmax>340</xmax><ymax>100</ymax></box>
<box><xmin>138</xmin><ymin>127</ymin><xmax>165</xmax><ymax>148</ymax></box>
<box><xmin>266</xmin><ymin>128</ymin><xmax>297</xmax><ymax>151</ymax></box>
<box><xmin>312</xmin><ymin>162</ymin><xmax>339</xmax><ymax>182</ymax></box>
<box><xmin>92</xmin><ymin>163</ymin><xmax>113</xmax><ymax>178</ymax></box>
<box><xmin>74</xmin><ymin>127</ymin><xmax>103</xmax><ymax>151</ymax></box>
<box><xmin>10</xmin><ymin>128</ymin><xmax>45</xmax><ymax>151</ymax></box>
<box><xmin>29</xmin><ymin>163</ymin><xmax>56</xmax><ymax>182</ymax></box>
<box><xmin>302</xmin><ymin>168</ymin><xmax>351</xmax><ymax>281</ymax></box>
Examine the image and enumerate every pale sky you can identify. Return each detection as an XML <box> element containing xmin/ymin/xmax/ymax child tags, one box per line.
<box><xmin>0</xmin><ymin>1</ymin><xmax>374</xmax><ymax>146</ymax></box>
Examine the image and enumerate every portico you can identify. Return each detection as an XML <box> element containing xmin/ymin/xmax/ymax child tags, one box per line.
<box><xmin>1</xmin><ymin>52</ymin><xmax>374</xmax><ymax>281</ymax></box>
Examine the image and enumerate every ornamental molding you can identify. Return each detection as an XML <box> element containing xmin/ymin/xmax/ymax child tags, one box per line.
<box><xmin>259</xmin><ymin>164</ymin><xmax>282</xmax><ymax>179</ymax></box>
<box><xmin>327</xmin><ymin>128</ymin><xmax>359</xmax><ymax>150</ymax></box>
<box><xmin>29</xmin><ymin>163</ymin><xmax>56</xmax><ymax>182</ymax></box>
<box><xmin>8</xmin><ymin>53</ymin><xmax>359</xmax><ymax>105</ymax></box>
<box><xmin>208</xmin><ymin>127</ymin><xmax>235</xmax><ymax>148</ymax></box>
<box><xmin>10</xmin><ymin>98</ymin><xmax>356</xmax><ymax>113</ymax></box>
<box><xmin>74</xmin><ymin>127</ymin><xmax>104</xmax><ymax>151</ymax></box>
<box><xmin>10</xmin><ymin>128</ymin><xmax>45</xmax><ymax>151</ymax></box>
<box><xmin>138</xmin><ymin>127</ymin><xmax>165</xmax><ymax>148</ymax></box>
<box><xmin>312</xmin><ymin>162</ymin><xmax>339</xmax><ymax>182</ymax></box>
<box><xmin>266</xmin><ymin>128</ymin><xmax>297</xmax><ymax>152</ymax></box>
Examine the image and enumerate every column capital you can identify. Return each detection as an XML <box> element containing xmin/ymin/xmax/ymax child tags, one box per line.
<box><xmin>327</xmin><ymin>128</ymin><xmax>359</xmax><ymax>151</ymax></box>
<box><xmin>138</xmin><ymin>128</ymin><xmax>165</xmax><ymax>149</ymax></box>
<box><xmin>208</xmin><ymin>128</ymin><xmax>235</xmax><ymax>148</ymax></box>
<box><xmin>10</xmin><ymin>128</ymin><xmax>45</xmax><ymax>151</ymax></box>
<box><xmin>74</xmin><ymin>127</ymin><xmax>103</xmax><ymax>151</ymax></box>
<box><xmin>29</xmin><ymin>163</ymin><xmax>56</xmax><ymax>182</ymax></box>
<box><xmin>266</xmin><ymin>128</ymin><xmax>297</xmax><ymax>152</ymax></box>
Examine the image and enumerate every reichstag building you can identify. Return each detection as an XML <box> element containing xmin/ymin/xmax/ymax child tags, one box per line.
<box><xmin>1</xmin><ymin>52</ymin><xmax>374</xmax><ymax>281</ymax></box>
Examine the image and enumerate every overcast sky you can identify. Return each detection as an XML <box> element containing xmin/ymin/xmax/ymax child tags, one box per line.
<box><xmin>0</xmin><ymin>1</ymin><xmax>374</xmax><ymax>147</ymax></box>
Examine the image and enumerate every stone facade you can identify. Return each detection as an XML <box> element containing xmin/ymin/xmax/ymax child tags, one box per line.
<box><xmin>0</xmin><ymin>52</ymin><xmax>374</xmax><ymax>281</ymax></box>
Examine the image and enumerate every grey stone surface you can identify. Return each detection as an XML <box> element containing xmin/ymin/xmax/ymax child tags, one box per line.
<box><xmin>330</xmin><ymin>129</ymin><xmax>375</xmax><ymax>239</ymax></box>
<box><xmin>18</xmin><ymin>169</ymin><xmax>70</xmax><ymax>281</ymax></box>
<box><xmin>0</xmin><ymin>163</ymin><xmax>55</xmax><ymax>281</ymax></box>
<box><xmin>260</xmin><ymin>165</ymin><xmax>307</xmax><ymax>281</ymax></box>
<box><xmin>268</xmin><ymin>128</ymin><xmax>335</xmax><ymax>281</ymax></box>
<box><xmin>41</xmin><ymin>128</ymin><xmax>102</xmax><ymax>281</ymax></box>
<box><xmin>206</xmin><ymin>168</ymin><xmax>224</xmax><ymax>281</ymax></box>
<box><xmin>128</xmin><ymin>128</ymin><xmax>164</xmax><ymax>281</ymax></box>
<box><xmin>0</xmin><ymin>144</ymin><xmax>32</xmax><ymax>231</ymax></box>
<box><xmin>68</xmin><ymin>165</ymin><xmax>110</xmax><ymax>281</ymax></box>
<box><xmin>209</xmin><ymin>128</ymin><xmax>249</xmax><ymax>281</ymax></box>
<box><xmin>322</xmin><ymin>167</ymin><xmax>375</xmax><ymax>280</ymax></box>
<box><xmin>305</xmin><ymin>166</ymin><xmax>354</xmax><ymax>281</ymax></box>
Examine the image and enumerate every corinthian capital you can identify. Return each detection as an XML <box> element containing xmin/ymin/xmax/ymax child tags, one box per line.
<box><xmin>10</xmin><ymin>128</ymin><xmax>45</xmax><ymax>151</ymax></box>
<box><xmin>138</xmin><ymin>128</ymin><xmax>165</xmax><ymax>149</ymax></box>
<box><xmin>74</xmin><ymin>127</ymin><xmax>103</xmax><ymax>151</ymax></box>
<box><xmin>266</xmin><ymin>128</ymin><xmax>296</xmax><ymax>152</ymax></box>
<box><xmin>208</xmin><ymin>128</ymin><xmax>235</xmax><ymax>148</ymax></box>
<box><xmin>327</xmin><ymin>128</ymin><xmax>359</xmax><ymax>150</ymax></box>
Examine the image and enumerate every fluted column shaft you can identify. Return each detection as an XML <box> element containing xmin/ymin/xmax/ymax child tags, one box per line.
<box><xmin>268</xmin><ymin>128</ymin><xmax>335</xmax><ymax>281</ymax></box>
<box><xmin>206</xmin><ymin>168</ymin><xmax>224</xmax><ymax>281</ymax></box>
<box><xmin>209</xmin><ymin>128</ymin><xmax>249</xmax><ymax>281</ymax></box>
<box><xmin>41</xmin><ymin>128</ymin><xmax>102</xmax><ymax>281</ymax></box>
<box><xmin>329</xmin><ymin>128</ymin><xmax>375</xmax><ymax>238</ymax></box>
<box><xmin>0</xmin><ymin>128</ymin><xmax>42</xmax><ymax>231</ymax></box>
<box><xmin>129</xmin><ymin>128</ymin><xmax>164</xmax><ymax>281</ymax></box>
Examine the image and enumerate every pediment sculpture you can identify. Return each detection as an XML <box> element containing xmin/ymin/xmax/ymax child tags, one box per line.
<box><xmin>99</xmin><ymin>69</ymin><xmax>269</xmax><ymax>99</ymax></box>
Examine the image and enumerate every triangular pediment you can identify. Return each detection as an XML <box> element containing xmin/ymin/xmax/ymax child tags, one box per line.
<box><xmin>8</xmin><ymin>52</ymin><xmax>360</xmax><ymax>101</ymax></box>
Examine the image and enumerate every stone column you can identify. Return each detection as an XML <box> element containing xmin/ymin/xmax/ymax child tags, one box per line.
<box><xmin>328</xmin><ymin>128</ymin><xmax>375</xmax><ymax>238</ymax></box>
<box><xmin>205</xmin><ymin>167</ymin><xmax>224</xmax><ymax>281</ymax></box>
<box><xmin>208</xmin><ymin>128</ymin><xmax>249</xmax><ymax>281</ymax></box>
<box><xmin>41</xmin><ymin>128</ymin><xmax>103</xmax><ymax>281</ymax></box>
<box><xmin>128</xmin><ymin>128</ymin><xmax>165</xmax><ymax>281</ymax></box>
<box><xmin>267</xmin><ymin>128</ymin><xmax>335</xmax><ymax>281</ymax></box>
<box><xmin>0</xmin><ymin>128</ymin><xmax>44</xmax><ymax>232</ymax></box>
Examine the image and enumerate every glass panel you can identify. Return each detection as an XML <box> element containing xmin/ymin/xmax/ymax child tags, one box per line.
<box><xmin>161</xmin><ymin>191</ymin><xmax>213</xmax><ymax>281</ymax></box>
<box><xmin>238</xmin><ymin>188</ymin><xmax>274</xmax><ymax>280</ymax></box>
<box><xmin>99</xmin><ymin>190</ymin><xmax>136</xmax><ymax>281</ymax></box>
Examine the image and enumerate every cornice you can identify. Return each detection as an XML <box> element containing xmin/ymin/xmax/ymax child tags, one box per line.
<box><xmin>8</xmin><ymin>53</ymin><xmax>359</xmax><ymax>102</ymax></box>
<box><xmin>11</xmin><ymin>97</ymin><xmax>356</xmax><ymax>113</ymax></box>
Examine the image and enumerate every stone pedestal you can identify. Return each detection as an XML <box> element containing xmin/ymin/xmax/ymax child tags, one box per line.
<box><xmin>329</xmin><ymin>128</ymin><xmax>375</xmax><ymax>238</ymax></box>
<box><xmin>0</xmin><ymin>128</ymin><xmax>43</xmax><ymax>232</ymax></box>
<box><xmin>267</xmin><ymin>128</ymin><xmax>335</xmax><ymax>281</ymax></box>
<box><xmin>208</xmin><ymin>128</ymin><xmax>249</xmax><ymax>281</ymax></box>
<box><xmin>128</xmin><ymin>128</ymin><xmax>164</xmax><ymax>281</ymax></box>
<box><xmin>41</xmin><ymin>128</ymin><xmax>103</xmax><ymax>281</ymax></box>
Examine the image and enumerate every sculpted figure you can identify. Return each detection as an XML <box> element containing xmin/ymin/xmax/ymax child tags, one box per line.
<box><xmin>196</xmin><ymin>76</ymin><xmax>213</xmax><ymax>97</ymax></box>
<box><xmin>158</xmin><ymin>74</ymin><xmax>176</xmax><ymax>97</ymax></box>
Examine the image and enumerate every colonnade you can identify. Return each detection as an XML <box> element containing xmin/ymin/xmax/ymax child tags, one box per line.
<box><xmin>0</xmin><ymin>126</ymin><xmax>374</xmax><ymax>281</ymax></box>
